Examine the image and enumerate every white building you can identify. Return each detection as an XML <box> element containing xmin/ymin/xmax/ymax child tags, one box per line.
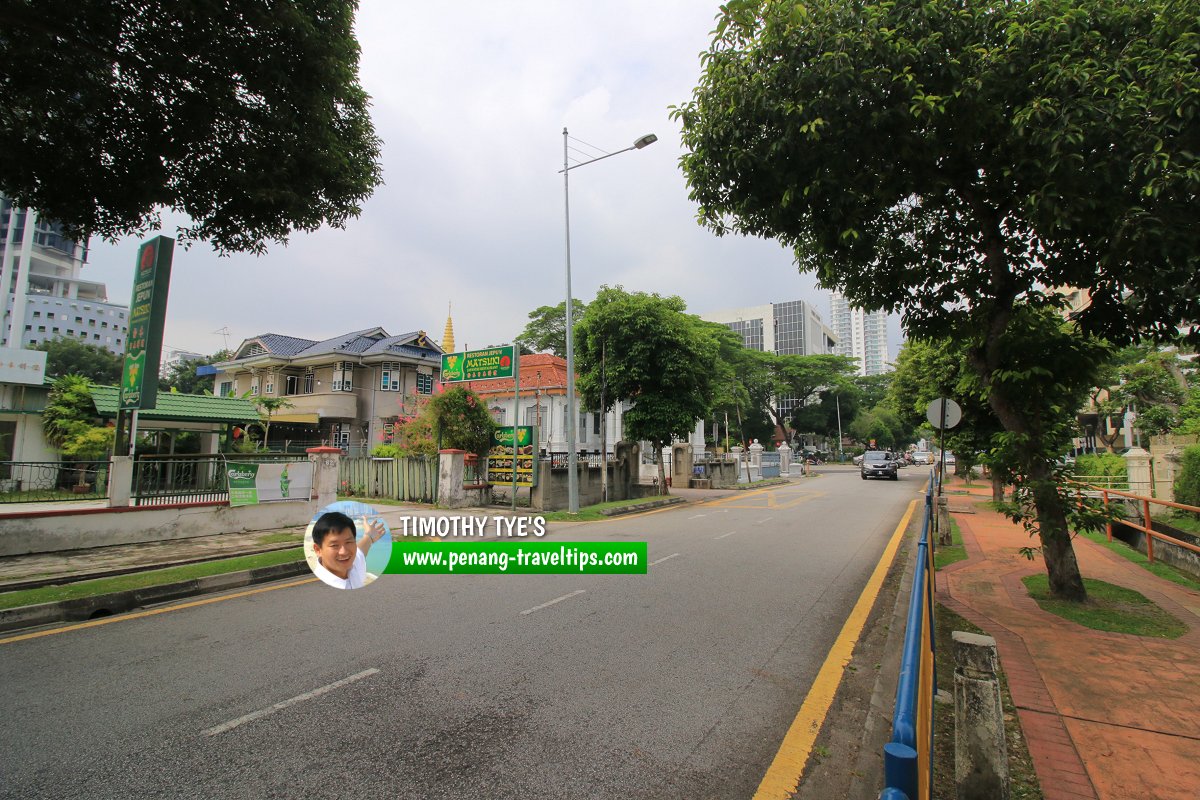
<box><xmin>0</xmin><ymin>195</ymin><xmax>130</xmax><ymax>355</ymax></box>
<box><xmin>829</xmin><ymin>291</ymin><xmax>890</xmax><ymax>376</ymax></box>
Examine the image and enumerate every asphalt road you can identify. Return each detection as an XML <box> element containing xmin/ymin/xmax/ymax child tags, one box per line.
<box><xmin>1</xmin><ymin>467</ymin><xmax>919</xmax><ymax>800</ymax></box>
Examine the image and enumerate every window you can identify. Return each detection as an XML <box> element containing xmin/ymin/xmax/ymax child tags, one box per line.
<box><xmin>116</xmin><ymin>338</ymin><xmax>122</xmax><ymax>345</ymax></box>
<box><xmin>332</xmin><ymin>362</ymin><xmax>353</xmax><ymax>392</ymax></box>
<box><xmin>67</xmin><ymin>329</ymin><xmax>74</xmax><ymax>335</ymax></box>
<box><xmin>37</xmin><ymin>325</ymin><xmax>45</xmax><ymax>332</ymax></box>
<box><xmin>24</xmin><ymin>324</ymin><xmax>31</xmax><ymax>331</ymax></box>
<box><xmin>525</xmin><ymin>405</ymin><xmax>546</xmax><ymax>428</ymax></box>
<box><xmin>379</xmin><ymin>362</ymin><xmax>400</xmax><ymax>391</ymax></box>
<box><xmin>491</xmin><ymin>407</ymin><xmax>506</xmax><ymax>425</ymax></box>
<box><xmin>52</xmin><ymin>327</ymin><xmax>59</xmax><ymax>333</ymax></box>
<box><xmin>74</xmin><ymin>316</ymin><xmax>82</xmax><ymax>324</ymax></box>
<box><xmin>219</xmin><ymin>381</ymin><xmax>233</xmax><ymax>397</ymax></box>
<box><xmin>249</xmin><ymin>375</ymin><xmax>259</xmax><ymax>396</ymax></box>
<box><xmin>304</xmin><ymin>369</ymin><xmax>314</xmax><ymax>394</ymax></box>
<box><xmin>415</xmin><ymin>372</ymin><xmax>433</xmax><ymax>395</ymax></box>
<box><xmin>31</xmin><ymin>311</ymin><xmax>39</xmax><ymax>318</ymax></box>
<box><xmin>93</xmin><ymin>334</ymin><xmax>99</xmax><ymax>341</ymax></box>
<box><xmin>101</xmin><ymin>321</ymin><xmax>107</xmax><ymax>328</ymax></box>
<box><xmin>579</xmin><ymin>412</ymin><xmax>588</xmax><ymax>442</ymax></box>
<box><xmin>285</xmin><ymin>375</ymin><xmax>299</xmax><ymax>395</ymax></box>
<box><xmin>594</xmin><ymin>412</ymin><xmax>601</xmax><ymax>436</ymax></box>
<box><xmin>264</xmin><ymin>376</ymin><xmax>274</xmax><ymax>394</ymax></box>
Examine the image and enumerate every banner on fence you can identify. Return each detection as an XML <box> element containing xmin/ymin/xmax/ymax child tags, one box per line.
<box><xmin>488</xmin><ymin>426</ymin><xmax>537</xmax><ymax>487</ymax></box>
<box><xmin>227</xmin><ymin>462</ymin><xmax>313</xmax><ymax>507</ymax></box>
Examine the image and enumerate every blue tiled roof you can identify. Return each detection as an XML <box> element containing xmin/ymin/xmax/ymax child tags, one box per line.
<box><xmin>297</xmin><ymin>327</ymin><xmax>387</xmax><ymax>357</ymax></box>
<box><xmin>256</xmin><ymin>334</ymin><xmax>316</xmax><ymax>356</ymax></box>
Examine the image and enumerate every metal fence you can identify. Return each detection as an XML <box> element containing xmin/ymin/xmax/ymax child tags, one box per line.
<box><xmin>760</xmin><ymin>452</ymin><xmax>781</xmax><ymax>478</ymax></box>
<box><xmin>0</xmin><ymin>460</ymin><xmax>111</xmax><ymax>503</ymax></box>
<box><xmin>339</xmin><ymin>456</ymin><xmax>436</xmax><ymax>503</ymax></box>
<box><xmin>882</xmin><ymin>475</ymin><xmax>937</xmax><ymax>800</ymax></box>
<box><xmin>132</xmin><ymin>453</ymin><xmax>297</xmax><ymax>507</ymax></box>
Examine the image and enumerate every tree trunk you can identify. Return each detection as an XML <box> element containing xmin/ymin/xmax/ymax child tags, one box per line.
<box><xmin>655</xmin><ymin>440</ymin><xmax>668</xmax><ymax>496</ymax></box>
<box><xmin>1027</xmin><ymin>457</ymin><xmax>1087</xmax><ymax>601</ymax></box>
<box><xmin>991</xmin><ymin>471</ymin><xmax>1004</xmax><ymax>504</ymax></box>
<box><xmin>986</xmin><ymin>381</ymin><xmax>1088</xmax><ymax>602</ymax></box>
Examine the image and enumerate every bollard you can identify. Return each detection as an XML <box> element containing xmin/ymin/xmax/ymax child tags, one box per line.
<box><xmin>937</xmin><ymin>496</ymin><xmax>952</xmax><ymax>546</ymax></box>
<box><xmin>953</xmin><ymin>631</ymin><xmax>1009</xmax><ymax>800</ymax></box>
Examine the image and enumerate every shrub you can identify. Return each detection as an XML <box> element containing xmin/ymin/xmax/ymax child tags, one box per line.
<box><xmin>1074</xmin><ymin>453</ymin><xmax>1127</xmax><ymax>480</ymax></box>
<box><xmin>1173</xmin><ymin>446</ymin><xmax>1200</xmax><ymax>512</ymax></box>
<box><xmin>370</xmin><ymin>444</ymin><xmax>401</xmax><ymax>458</ymax></box>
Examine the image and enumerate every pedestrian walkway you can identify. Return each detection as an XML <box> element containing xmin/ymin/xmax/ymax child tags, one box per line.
<box><xmin>937</xmin><ymin>477</ymin><xmax>1200</xmax><ymax>800</ymax></box>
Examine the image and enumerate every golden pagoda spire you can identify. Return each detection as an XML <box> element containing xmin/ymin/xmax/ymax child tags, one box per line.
<box><xmin>441</xmin><ymin>303</ymin><xmax>455</xmax><ymax>353</ymax></box>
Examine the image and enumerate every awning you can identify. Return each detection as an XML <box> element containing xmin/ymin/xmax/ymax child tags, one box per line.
<box><xmin>269</xmin><ymin>413</ymin><xmax>320</xmax><ymax>424</ymax></box>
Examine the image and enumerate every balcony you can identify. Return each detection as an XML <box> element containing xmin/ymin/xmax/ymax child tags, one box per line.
<box><xmin>273</xmin><ymin>392</ymin><xmax>357</xmax><ymax>422</ymax></box>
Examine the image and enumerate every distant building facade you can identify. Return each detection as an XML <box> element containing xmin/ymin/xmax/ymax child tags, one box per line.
<box><xmin>0</xmin><ymin>195</ymin><xmax>130</xmax><ymax>354</ymax></box>
<box><xmin>829</xmin><ymin>291</ymin><xmax>890</xmax><ymax>376</ymax></box>
<box><xmin>702</xmin><ymin>299</ymin><xmax>838</xmax><ymax>414</ymax></box>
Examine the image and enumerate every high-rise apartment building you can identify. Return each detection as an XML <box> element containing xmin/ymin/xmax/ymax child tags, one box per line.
<box><xmin>702</xmin><ymin>300</ymin><xmax>838</xmax><ymax>413</ymax></box>
<box><xmin>0</xmin><ymin>195</ymin><xmax>130</xmax><ymax>355</ymax></box>
<box><xmin>829</xmin><ymin>291</ymin><xmax>890</xmax><ymax>376</ymax></box>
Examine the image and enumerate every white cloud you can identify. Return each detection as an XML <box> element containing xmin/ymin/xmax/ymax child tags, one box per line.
<box><xmin>82</xmin><ymin>1</ymin><xmax>887</xmax><ymax>360</ymax></box>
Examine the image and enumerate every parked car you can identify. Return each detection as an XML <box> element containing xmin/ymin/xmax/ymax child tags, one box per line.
<box><xmin>911</xmin><ymin>450</ymin><xmax>934</xmax><ymax>465</ymax></box>
<box><xmin>861</xmin><ymin>451</ymin><xmax>899</xmax><ymax>481</ymax></box>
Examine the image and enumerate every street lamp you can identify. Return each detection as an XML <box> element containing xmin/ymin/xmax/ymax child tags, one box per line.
<box><xmin>561</xmin><ymin>127</ymin><xmax>657</xmax><ymax>512</ymax></box>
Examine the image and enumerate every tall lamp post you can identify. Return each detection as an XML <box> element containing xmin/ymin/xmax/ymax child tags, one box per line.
<box><xmin>561</xmin><ymin>127</ymin><xmax>657</xmax><ymax>513</ymax></box>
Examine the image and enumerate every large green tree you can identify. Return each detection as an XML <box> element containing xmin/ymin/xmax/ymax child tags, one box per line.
<box><xmin>164</xmin><ymin>350</ymin><xmax>233</xmax><ymax>395</ymax></box>
<box><xmin>515</xmin><ymin>300</ymin><xmax>586</xmax><ymax>357</ymax></box>
<box><xmin>34</xmin><ymin>338</ymin><xmax>123</xmax><ymax>383</ymax></box>
<box><xmin>676</xmin><ymin>0</ymin><xmax>1199</xmax><ymax>601</ymax></box>
<box><xmin>575</xmin><ymin>287</ymin><xmax>720</xmax><ymax>494</ymax></box>
<box><xmin>0</xmin><ymin>1</ymin><xmax>382</xmax><ymax>254</ymax></box>
<box><xmin>751</xmin><ymin>352</ymin><xmax>857</xmax><ymax>443</ymax></box>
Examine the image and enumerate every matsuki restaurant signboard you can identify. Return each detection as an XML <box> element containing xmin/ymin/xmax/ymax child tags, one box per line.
<box><xmin>119</xmin><ymin>236</ymin><xmax>174</xmax><ymax>410</ymax></box>
<box><xmin>440</xmin><ymin>346</ymin><xmax>514</xmax><ymax>383</ymax></box>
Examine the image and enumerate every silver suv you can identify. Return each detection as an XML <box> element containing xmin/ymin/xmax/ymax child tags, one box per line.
<box><xmin>861</xmin><ymin>451</ymin><xmax>899</xmax><ymax>481</ymax></box>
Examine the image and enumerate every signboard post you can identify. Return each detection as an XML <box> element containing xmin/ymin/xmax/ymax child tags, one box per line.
<box><xmin>488</xmin><ymin>426</ymin><xmax>538</xmax><ymax>490</ymax></box>
<box><xmin>115</xmin><ymin>236</ymin><xmax>174</xmax><ymax>456</ymax></box>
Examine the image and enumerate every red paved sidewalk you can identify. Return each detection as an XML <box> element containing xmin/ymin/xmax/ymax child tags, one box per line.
<box><xmin>936</xmin><ymin>478</ymin><xmax>1200</xmax><ymax>800</ymax></box>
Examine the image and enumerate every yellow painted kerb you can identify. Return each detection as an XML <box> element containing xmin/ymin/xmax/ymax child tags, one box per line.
<box><xmin>752</xmin><ymin>498</ymin><xmax>918</xmax><ymax>800</ymax></box>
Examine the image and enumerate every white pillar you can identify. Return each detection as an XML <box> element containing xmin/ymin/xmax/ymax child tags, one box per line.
<box><xmin>7</xmin><ymin>207</ymin><xmax>36</xmax><ymax>348</ymax></box>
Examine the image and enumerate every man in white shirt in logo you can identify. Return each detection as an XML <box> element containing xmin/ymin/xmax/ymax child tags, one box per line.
<box><xmin>310</xmin><ymin>511</ymin><xmax>386</xmax><ymax>590</ymax></box>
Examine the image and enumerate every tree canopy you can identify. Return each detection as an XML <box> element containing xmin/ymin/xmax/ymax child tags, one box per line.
<box><xmin>515</xmin><ymin>300</ymin><xmax>586</xmax><ymax>357</ymax></box>
<box><xmin>164</xmin><ymin>350</ymin><xmax>232</xmax><ymax>395</ymax></box>
<box><xmin>0</xmin><ymin>1</ymin><xmax>383</xmax><ymax>254</ymax></box>
<box><xmin>34</xmin><ymin>337</ymin><xmax>123</xmax><ymax>384</ymax></box>
<box><xmin>575</xmin><ymin>286</ymin><xmax>720</xmax><ymax>492</ymax></box>
<box><xmin>674</xmin><ymin>0</ymin><xmax>1199</xmax><ymax>600</ymax></box>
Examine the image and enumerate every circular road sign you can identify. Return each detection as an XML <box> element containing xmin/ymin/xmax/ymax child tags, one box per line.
<box><xmin>926</xmin><ymin>398</ymin><xmax>962</xmax><ymax>430</ymax></box>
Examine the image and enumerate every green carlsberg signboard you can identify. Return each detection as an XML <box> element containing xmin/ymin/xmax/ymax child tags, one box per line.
<box><xmin>120</xmin><ymin>236</ymin><xmax>174</xmax><ymax>410</ymax></box>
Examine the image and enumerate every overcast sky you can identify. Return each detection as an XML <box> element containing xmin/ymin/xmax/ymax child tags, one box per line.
<box><xmin>81</xmin><ymin>0</ymin><xmax>900</xmax><ymax>360</ymax></box>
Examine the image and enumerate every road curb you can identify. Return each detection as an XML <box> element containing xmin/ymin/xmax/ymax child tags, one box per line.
<box><xmin>0</xmin><ymin>541</ymin><xmax>305</xmax><ymax>593</ymax></box>
<box><xmin>0</xmin><ymin>560</ymin><xmax>309</xmax><ymax>634</ymax></box>
<box><xmin>599</xmin><ymin>497</ymin><xmax>686</xmax><ymax>516</ymax></box>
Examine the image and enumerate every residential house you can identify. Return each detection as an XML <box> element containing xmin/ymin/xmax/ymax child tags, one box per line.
<box><xmin>212</xmin><ymin>328</ymin><xmax>444</xmax><ymax>453</ymax></box>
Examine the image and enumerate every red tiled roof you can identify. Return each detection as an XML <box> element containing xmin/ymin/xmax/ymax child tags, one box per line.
<box><xmin>472</xmin><ymin>353</ymin><xmax>570</xmax><ymax>397</ymax></box>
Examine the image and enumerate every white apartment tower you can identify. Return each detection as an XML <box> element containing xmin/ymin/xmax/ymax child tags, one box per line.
<box><xmin>0</xmin><ymin>195</ymin><xmax>130</xmax><ymax>355</ymax></box>
<box><xmin>829</xmin><ymin>291</ymin><xmax>890</xmax><ymax>376</ymax></box>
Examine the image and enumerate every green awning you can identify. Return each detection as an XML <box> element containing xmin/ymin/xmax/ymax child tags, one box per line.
<box><xmin>89</xmin><ymin>385</ymin><xmax>260</xmax><ymax>424</ymax></box>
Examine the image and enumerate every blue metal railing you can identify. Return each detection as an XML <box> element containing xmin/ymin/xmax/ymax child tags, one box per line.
<box><xmin>881</xmin><ymin>471</ymin><xmax>938</xmax><ymax>799</ymax></box>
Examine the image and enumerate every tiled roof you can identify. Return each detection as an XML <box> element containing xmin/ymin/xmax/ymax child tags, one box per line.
<box><xmin>89</xmin><ymin>386</ymin><xmax>260</xmax><ymax>423</ymax></box>
<box><xmin>256</xmin><ymin>334</ymin><xmax>316</xmax><ymax>356</ymax></box>
<box><xmin>472</xmin><ymin>353</ymin><xmax>570</xmax><ymax>396</ymax></box>
<box><xmin>296</xmin><ymin>327</ymin><xmax>388</xmax><ymax>357</ymax></box>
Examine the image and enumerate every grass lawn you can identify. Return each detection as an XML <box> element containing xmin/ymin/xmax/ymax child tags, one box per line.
<box><xmin>1022</xmin><ymin>574</ymin><xmax>1188</xmax><ymax>639</ymax></box>
<box><xmin>541</xmin><ymin>496</ymin><xmax>677</xmax><ymax>522</ymax></box>
<box><xmin>258</xmin><ymin>531</ymin><xmax>304</xmax><ymax>545</ymax></box>
<box><xmin>1077</xmin><ymin>530</ymin><xmax>1200</xmax><ymax>592</ymax></box>
<box><xmin>934</xmin><ymin>518</ymin><xmax>968</xmax><ymax>570</ymax></box>
<box><xmin>932</xmin><ymin>603</ymin><xmax>1042</xmax><ymax>800</ymax></box>
<box><xmin>1160</xmin><ymin>511</ymin><xmax>1200</xmax><ymax>536</ymax></box>
<box><xmin>0</xmin><ymin>548</ymin><xmax>306</xmax><ymax>610</ymax></box>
